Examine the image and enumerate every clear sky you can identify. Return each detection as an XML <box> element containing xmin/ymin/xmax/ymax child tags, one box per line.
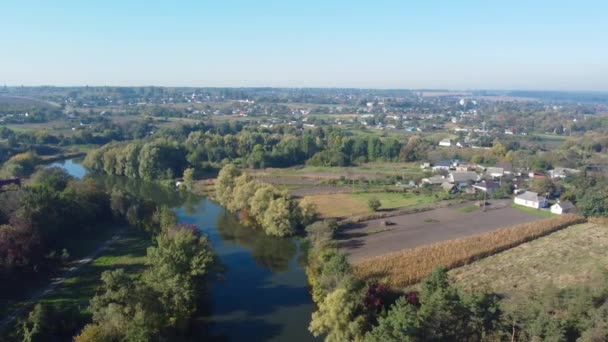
<box><xmin>2</xmin><ymin>0</ymin><xmax>607</xmax><ymax>90</ymax></box>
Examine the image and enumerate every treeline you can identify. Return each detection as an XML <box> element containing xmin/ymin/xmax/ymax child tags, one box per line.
<box><xmin>304</xmin><ymin>220</ymin><xmax>608</xmax><ymax>341</ymax></box>
<box><xmin>83</xmin><ymin>126</ymin><xmax>403</xmax><ymax>180</ymax></box>
<box><xmin>215</xmin><ymin>164</ymin><xmax>317</xmax><ymax>237</ymax></box>
<box><xmin>0</xmin><ymin>167</ymin><xmax>176</xmax><ymax>295</ymax></box>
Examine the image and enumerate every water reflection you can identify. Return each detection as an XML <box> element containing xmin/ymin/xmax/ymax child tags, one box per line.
<box><xmin>215</xmin><ymin>212</ymin><xmax>297</xmax><ymax>273</ymax></box>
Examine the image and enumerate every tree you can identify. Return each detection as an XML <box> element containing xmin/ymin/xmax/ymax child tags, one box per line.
<box><xmin>309</xmin><ymin>287</ymin><xmax>364</xmax><ymax>342</ymax></box>
<box><xmin>299</xmin><ymin>197</ymin><xmax>318</xmax><ymax>227</ymax></box>
<box><xmin>182</xmin><ymin>167</ymin><xmax>195</xmax><ymax>188</ymax></box>
<box><xmin>417</xmin><ymin>267</ymin><xmax>471</xmax><ymax>340</ymax></box>
<box><xmin>365</xmin><ymin>297</ymin><xmax>418</xmax><ymax>342</ymax></box>
<box><xmin>215</xmin><ymin>164</ymin><xmax>240</xmax><ymax>206</ymax></box>
<box><xmin>368</xmin><ymin>197</ymin><xmax>381</xmax><ymax>212</ymax></box>
<box><xmin>577</xmin><ymin>188</ymin><xmax>608</xmax><ymax>217</ymax></box>
<box><xmin>262</xmin><ymin>197</ymin><xmax>294</xmax><ymax>237</ymax></box>
<box><xmin>144</xmin><ymin>225</ymin><xmax>216</xmax><ymax>330</ymax></box>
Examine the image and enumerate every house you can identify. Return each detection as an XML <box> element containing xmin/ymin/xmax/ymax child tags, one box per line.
<box><xmin>514</xmin><ymin>191</ymin><xmax>548</xmax><ymax>209</ymax></box>
<box><xmin>550</xmin><ymin>201</ymin><xmax>576</xmax><ymax>215</ymax></box>
<box><xmin>496</xmin><ymin>162</ymin><xmax>513</xmax><ymax>175</ymax></box>
<box><xmin>420</xmin><ymin>162</ymin><xmax>431</xmax><ymax>169</ymax></box>
<box><xmin>486</xmin><ymin>167</ymin><xmax>504</xmax><ymax>178</ymax></box>
<box><xmin>549</xmin><ymin>167</ymin><xmax>581</xmax><ymax>179</ymax></box>
<box><xmin>431</xmin><ymin>160</ymin><xmax>452</xmax><ymax>172</ymax></box>
<box><xmin>448</xmin><ymin>171</ymin><xmax>479</xmax><ymax>186</ymax></box>
<box><xmin>528</xmin><ymin>172</ymin><xmax>546</xmax><ymax>179</ymax></box>
<box><xmin>472</xmin><ymin>180</ymin><xmax>499</xmax><ymax>193</ymax></box>
<box><xmin>455</xmin><ymin>163</ymin><xmax>477</xmax><ymax>172</ymax></box>
<box><xmin>438</xmin><ymin>138</ymin><xmax>452</xmax><ymax>147</ymax></box>
<box><xmin>421</xmin><ymin>175</ymin><xmax>445</xmax><ymax>185</ymax></box>
<box><xmin>441</xmin><ymin>182</ymin><xmax>458</xmax><ymax>194</ymax></box>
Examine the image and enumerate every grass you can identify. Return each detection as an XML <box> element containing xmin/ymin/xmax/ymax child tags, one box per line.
<box><xmin>511</xmin><ymin>204</ymin><xmax>556</xmax><ymax>218</ymax></box>
<box><xmin>458</xmin><ymin>205</ymin><xmax>480</xmax><ymax>213</ymax></box>
<box><xmin>305</xmin><ymin>193</ymin><xmax>369</xmax><ymax>218</ymax></box>
<box><xmin>450</xmin><ymin>223</ymin><xmax>608</xmax><ymax>300</ymax></box>
<box><xmin>351</xmin><ymin>192</ymin><xmax>436</xmax><ymax>210</ymax></box>
<box><xmin>305</xmin><ymin>191</ymin><xmax>438</xmax><ymax>218</ymax></box>
<box><xmin>262</xmin><ymin>162</ymin><xmax>424</xmax><ymax>179</ymax></box>
<box><xmin>38</xmin><ymin>230</ymin><xmax>150</xmax><ymax>315</ymax></box>
<box><xmin>353</xmin><ymin>214</ymin><xmax>585</xmax><ymax>288</ymax></box>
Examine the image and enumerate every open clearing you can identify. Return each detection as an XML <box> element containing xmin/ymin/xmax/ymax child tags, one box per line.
<box><xmin>450</xmin><ymin>222</ymin><xmax>608</xmax><ymax>299</ymax></box>
<box><xmin>304</xmin><ymin>191</ymin><xmax>438</xmax><ymax>218</ymax></box>
<box><xmin>340</xmin><ymin>200</ymin><xmax>542</xmax><ymax>263</ymax></box>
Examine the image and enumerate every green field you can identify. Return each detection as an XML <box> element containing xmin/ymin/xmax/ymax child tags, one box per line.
<box><xmin>351</xmin><ymin>192</ymin><xmax>436</xmax><ymax>209</ymax></box>
<box><xmin>511</xmin><ymin>204</ymin><xmax>556</xmax><ymax>218</ymax></box>
<box><xmin>263</xmin><ymin>162</ymin><xmax>425</xmax><ymax>180</ymax></box>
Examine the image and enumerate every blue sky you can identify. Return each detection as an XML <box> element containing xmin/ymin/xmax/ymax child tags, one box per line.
<box><xmin>2</xmin><ymin>0</ymin><xmax>607</xmax><ymax>90</ymax></box>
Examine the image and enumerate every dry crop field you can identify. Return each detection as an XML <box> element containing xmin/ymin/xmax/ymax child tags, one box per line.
<box><xmin>450</xmin><ymin>222</ymin><xmax>608</xmax><ymax>299</ymax></box>
<box><xmin>352</xmin><ymin>214</ymin><xmax>584</xmax><ymax>288</ymax></box>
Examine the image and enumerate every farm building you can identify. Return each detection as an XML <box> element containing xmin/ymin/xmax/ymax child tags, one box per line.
<box><xmin>514</xmin><ymin>191</ymin><xmax>548</xmax><ymax>209</ymax></box>
<box><xmin>438</xmin><ymin>138</ymin><xmax>452</xmax><ymax>147</ymax></box>
<box><xmin>550</xmin><ymin>201</ymin><xmax>576</xmax><ymax>215</ymax></box>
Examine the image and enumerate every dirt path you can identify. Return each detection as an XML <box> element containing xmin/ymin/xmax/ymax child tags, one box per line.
<box><xmin>339</xmin><ymin>201</ymin><xmax>543</xmax><ymax>263</ymax></box>
<box><xmin>0</xmin><ymin>230</ymin><xmax>124</xmax><ymax>330</ymax></box>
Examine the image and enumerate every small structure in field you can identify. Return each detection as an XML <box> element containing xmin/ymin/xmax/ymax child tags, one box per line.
<box><xmin>550</xmin><ymin>201</ymin><xmax>576</xmax><ymax>215</ymax></box>
<box><xmin>438</xmin><ymin>138</ymin><xmax>452</xmax><ymax>147</ymax></box>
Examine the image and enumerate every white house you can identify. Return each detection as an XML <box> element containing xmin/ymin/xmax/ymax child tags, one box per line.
<box><xmin>550</xmin><ymin>201</ymin><xmax>576</xmax><ymax>215</ymax></box>
<box><xmin>549</xmin><ymin>167</ymin><xmax>581</xmax><ymax>179</ymax></box>
<box><xmin>438</xmin><ymin>138</ymin><xmax>452</xmax><ymax>147</ymax></box>
<box><xmin>514</xmin><ymin>191</ymin><xmax>548</xmax><ymax>209</ymax></box>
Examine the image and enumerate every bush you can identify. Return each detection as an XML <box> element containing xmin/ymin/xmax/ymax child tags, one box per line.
<box><xmin>368</xmin><ymin>197</ymin><xmax>381</xmax><ymax>212</ymax></box>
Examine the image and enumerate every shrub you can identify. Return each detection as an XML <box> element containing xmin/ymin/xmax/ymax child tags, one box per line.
<box><xmin>368</xmin><ymin>197</ymin><xmax>381</xmax><ymax>212</ymax></box>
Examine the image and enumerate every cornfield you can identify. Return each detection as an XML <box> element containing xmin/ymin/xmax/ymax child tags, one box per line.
<box><xmin>353</xmin><ymin>214</ymin><xmax>585</xmax><ymax>288</ymax></box>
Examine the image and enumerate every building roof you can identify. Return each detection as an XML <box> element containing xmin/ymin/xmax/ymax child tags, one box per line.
<box><xmin>424</xmin><ymin>175</ymin><xmax>445</xmax><ymax>184</ymax></box>
<box><xmin>449</xmin><ymin>171</ymin><xmax>479</xmax><ymax>183</ymax></box>
<box><xmin>516</xmin><ymin>191</ymin><xmax>546</xmax><ymax>202</ymax></box>
<box><xmin>496</xmin><ymin>162</ymin><xmax>513</xmax><ymax>172</ymax></box>
<box><xmin>441</xmin><ymin>182</ymin><xmax>456</xmax><ymax>192</ymax></box>
<box><xmin>473</xmin><ymin>179</ymin><xmax>499</xmax><ymax>191</ymax></box>
<box><xmin>553</xmin><ymin>200</ymin><xmax>575</xmax><ymax>210</ymax></box>
<box><xmin>486</xmin><ymin>167</ymin><xmax>504</xmax><ymax>175</ymax></box>
<box><xmin>433</xmin><ymin>160</ymin><xmax>452</xmax><ymax>167</ymax></box>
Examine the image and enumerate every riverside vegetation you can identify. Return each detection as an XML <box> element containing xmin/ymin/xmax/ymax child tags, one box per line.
<box><xmin>214</xmin><ymin>164</ymin><xmax>317</xmax><ymax>237</ymax></box>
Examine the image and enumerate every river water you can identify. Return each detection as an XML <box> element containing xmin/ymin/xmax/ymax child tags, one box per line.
<box><xmin>51</xmin><ymin>159</ymin><xmax>316</xmax><ymax>341</ymax></box>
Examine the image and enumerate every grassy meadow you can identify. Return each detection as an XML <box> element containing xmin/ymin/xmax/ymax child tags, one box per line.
<box><xmin>450</xmin><ymin>222</ymin><xmax>608</xmax><ymax>299</ymax></box>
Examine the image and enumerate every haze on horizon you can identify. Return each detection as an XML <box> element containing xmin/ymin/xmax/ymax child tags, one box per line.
<box><xmin>2</xmin><ymin>0</ymin><xmax>608</xmax><ymax>91</ymax></box>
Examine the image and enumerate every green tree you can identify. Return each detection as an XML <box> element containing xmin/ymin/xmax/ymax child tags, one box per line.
<box><xmin>368</xmin><ymin>197</ymin><xmax>381</xmax><ymax>212</ymax></box>
<box><xmin>182</xmin><ymin>167</ymin><xmax>195</xmax><ymax>189</ymax></box>
<box><xmin>215</xmin><ymin>164</ymin><xmax>240</xmax><ymax>206</ymax></box>
<box><xmin>365</xmin><ymin>297</ymin><xmax>418</xmax><ymax>342</ymax></box>
<box><xmin>309</xmin><ymin>287</ymin><xmax>364</xmax><ymax>342</ymax></box>
<box><xmin>262</xmin><ymin>197</ymin><xmax>294</xmax><ymax>237</ymax></box>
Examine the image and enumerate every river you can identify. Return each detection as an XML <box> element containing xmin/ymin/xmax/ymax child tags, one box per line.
<box><xmin>51</xmin><ymin>159</ymin><xmax>316</xmax><ymax>341</ymax></box>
